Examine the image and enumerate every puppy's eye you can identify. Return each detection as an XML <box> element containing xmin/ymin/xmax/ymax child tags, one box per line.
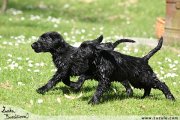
<box><xmin>40</xmin><ymin>37</ymin><xmax>46</xmax><ymax>41</ymax></box>
<box><xmin>42</xmin><ymin>39</ymin><xmax>46</xmax><ymax>41</ymax></box>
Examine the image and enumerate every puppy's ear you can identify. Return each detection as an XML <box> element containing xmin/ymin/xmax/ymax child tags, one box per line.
<box><xmin>92</xmin><ymin>35</ymin><xmax>103</xmax><ymax>44</ymax></box>
<box><xmin>50</xmin><ymin>32</ymin><xmax>63</xmax><ymax>40</ymax></box>
<box><xmin>97</xmin><ymin>35</ymin><xmax>103</xmax><ymax>43</ymax></box>
<box><xmin>53</xmin><ymin>33</ymin><xmax>66</xmax><ymax>45</ymax></box>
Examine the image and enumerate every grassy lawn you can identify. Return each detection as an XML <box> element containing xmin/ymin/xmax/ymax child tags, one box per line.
<box><xmin>0</xmin><ymin>0</ymin><xmax>180</xmax><ymax>116</ymax></box>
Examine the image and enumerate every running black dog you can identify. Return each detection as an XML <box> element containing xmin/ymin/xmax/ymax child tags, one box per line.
<box><xmin>72</xmin><ymin>37</ymin><xmax>175</xmax><ymax>104</ymax></box>
<box><xmin>31</xmin><ymin>31</ymin><xmax>134</xmax><ymax>95</ymax></box>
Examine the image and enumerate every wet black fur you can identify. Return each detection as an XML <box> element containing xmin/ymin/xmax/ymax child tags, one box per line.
<box><xmin>31</xmin><ymin>31</ymin><xmax>134</xmax><ymax>95</ymax></box>
<box><xmin>72</xmin><ymin>37</ymin><xmax>175</xmax><ymax>104</ymax></box>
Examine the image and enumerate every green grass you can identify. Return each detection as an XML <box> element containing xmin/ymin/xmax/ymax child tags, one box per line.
<box><xmin>0</xmin><ymin>0</ymin><xmax>180</xmax><ymax>116</ymax></box>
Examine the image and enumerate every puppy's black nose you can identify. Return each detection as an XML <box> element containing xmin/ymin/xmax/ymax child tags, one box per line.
<box><xmin>31</xmin><ymin>42</ymin><xmax>37</xmax><ymax>49</ymax></box>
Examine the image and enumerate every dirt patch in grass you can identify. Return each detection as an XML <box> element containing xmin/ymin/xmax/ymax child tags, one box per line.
<box><xmin>0</xmin><ymin>81</ymin><xmax>13</xmax><ymax>90</ymax></box>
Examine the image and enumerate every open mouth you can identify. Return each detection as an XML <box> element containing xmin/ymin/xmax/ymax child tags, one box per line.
<box><xmin>34</xmin><ymin>49</ymin><xmax>41</xmax><ymax>53</ymax></box>
<box><xmin>32</xmin><ymin>47</ymin><xmax>42</xmax><ymax>53</ymax></box>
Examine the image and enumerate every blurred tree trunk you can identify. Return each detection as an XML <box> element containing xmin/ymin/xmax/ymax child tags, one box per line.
<box><xmin>1</xmin><ymin>0</ymin><xmax>8</xmax><ymax>13</ymax></box>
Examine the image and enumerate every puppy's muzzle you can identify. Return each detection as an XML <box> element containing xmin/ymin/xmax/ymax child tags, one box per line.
<box><xmin>31</xmin><ymin>42</ymin><xmax>38</xmax><ymax>49</ymax></box>
<box><xmin>31</xmin><ymin>42</ymin><xmax>41</xmax><ymax>53</ymax></box>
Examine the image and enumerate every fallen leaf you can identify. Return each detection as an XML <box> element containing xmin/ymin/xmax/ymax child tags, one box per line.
<box><xmin>76</xmin><ymin>92</ymin><xmax>83</xmax><ymax>98</ymax></box>
<box><xmin>113</xmin><ymin>88</ymin><xmax>117</xmax><ymax>93</ymax></box>
<box><xmin>57</xmin><ymin>97</ymin><xmax>61</xmax><ymax>103</ymax></box>
<box><xmin>64</xmin><ymin>94</ymin><xmax>76</xmax><ymax>100</ymax></box>
<box><xmin>79</xmin><ymin>0</ymin><xmax>95</xmax><ymax>3</ymax></box>
<box><xmin>64</xmin><ymin>92</ymin><xmax>83</xmax><ymax>100</ymax></box>
<box><xmin>140</xmin><ymin>105</ymin><xmax>146</xmax><ymax>109</ymax></box>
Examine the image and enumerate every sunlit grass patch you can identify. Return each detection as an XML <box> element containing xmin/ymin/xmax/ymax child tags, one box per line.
<box><xmin>0</xmin><ymin>34</ymin><xmax>179</xmax><ymax>115</ymax></box>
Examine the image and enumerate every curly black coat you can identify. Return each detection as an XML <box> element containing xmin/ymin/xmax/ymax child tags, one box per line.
<box><xmin>31</xmin><ymin>31</ymin><xmax>134</xmax><ymax>95</ymax></box>
<box><xmin>72</xmin><ymin>37</ymin><xmax>175</xmax><ymax>104</ymax></box>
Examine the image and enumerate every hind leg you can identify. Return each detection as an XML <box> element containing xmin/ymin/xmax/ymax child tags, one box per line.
<box><xmin>89</xmin><ymin>79</ymin><xmax>111</xmax><ymax>105</ymax></box>
<box><xmin>141</xmin><ymin>87</ymin><xmax>151</xmax><ymax>98</ymax></box>
<box><xmin>152</xmin><ymin>77</ymin><xmax>175</xmax><ymax>100</ymax></box>
<box><xmin>120</xmin><ymin>80</ymin><xmax>133</xmax><ymax>97</ymax></box>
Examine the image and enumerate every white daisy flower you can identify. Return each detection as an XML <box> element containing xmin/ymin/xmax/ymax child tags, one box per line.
<box><xmin>81</xmin><ymin>36</ymin><xmax>85</xmax><ymax>40</ymax></box>
<box><xmin>8</xmin><ymin>42</ymin><xmax>13</xmax><ymax>46</ymax></box>
<box><xmin>54</xmin><ymin>24</ymin><xmax>58</xmax><ymax>28</ymax></box>
<box><xmin>9</xmin><ymin>18</ymin><xmax>12</xmax><ymax>21</ymax></box>
<box><xmin>7</xmin><ymin>59</ymin><xmax>12</xmax><ymax>62</ymax></box>
<box><xmin>26</xmin><ymin>58</ymin><xmax>30</xmax><ymax>61</ymax></box>
<box><xmin>28</xmin><ymin>63</ymin><xmax>33</xmax><ymax>67</ymax></box>
<box><xmin>30</xmin><ymin>15</ymin><xmax>41</xmax><ymax>21</ymax></box>
<box><xmin>51</xmin><ymin>68</ymin><xmax>57</xmax><ymax>72</ymax></box>
<box><xmin>174</xmin><ymin>60</ymin><xmax>178</xmax><ymax>64</ymax></box>
<box><xmin>28</xmin><ymin>60</ymin><xmax>33</xmax><ymax>63</ymax></box>
<box><xmin>173</xmin><ymin>82</ymin><xmax>177</xmax><ymax>85</ymax></box>
<box><xmin>57</xmin><ymin>97</ymin><xmax>61</xmax><ymax>103</ymax></box>
<box><xmin>18</xmin><ymin>82</ymin><xmax>25</xmax><ymax>86</ymax></box>
<box><xmin>134</xmin><ymin>48</ymin><xmax>138</xmax><ymax>53</ymax></box>
<box><xmin>3</xmin><ymin>41</ymin><xmax>8</xmax><ymax>45</ymax></box>
<box><xmin>81</xmin><ymin>29</ymin><xmax>85</xmax><ymax>33</ymax></box>
<box><xmin>4</xmin><ymin>67</ymin><xmax>8</xmax><ymax>69</ymax></box>
<box><xmin>160</xmin><ymin>70</ymin><xmax>165</xmax><ymax>74</ymax></box>
<box><xmin>21</xmin><ymin>17</ymin><xmax>25</xmax><ymax>21</ymax></box>
<box><xmin>35</xmin><ymin>63</ymin><xmax>40</xmax><ymax>67</ymax></box>
<box><xmin>34</xmin><ymin>69</ymin><xmax>40</xmax><ymax>73</ymax></box>
<box><xmin>100</xmin><ymin>27</ymin><xmax>104</xmax><ymax>31</ymax></box>
<box><xmin>63</xmin><ymin>32</ymin><xmax>68</xmax><ymax>36</ymax></box>
<box><xmin>17</xmin><ymin>57</ymin><xmax>22</xmax><ymax>61</ymax></box>
<box><xmin>165</xmin><ymin>58</ymin><xmax>172</xmax><ymax>62</ymax></box>
<box><xmin>73</xmin><ymin>42</ymin><xmax>81</xmax><ymax>47</ymax></box>
<box><xmin>7</xmin><ymin>54</ymin><xmax>12</xmax><ymax>57</ymax></box>
<box><xmin>39</xmin><ymin>62</ymin><xmax>45</xmax><ymax>67</ymax></box>
<box><xmin>15</xmin><ymin>43</ymin><xmax>19</xmax><ymax>46</ymax></box>
<box><xmin>157</xmin><ymin>62</ymin><xmax>162</xmax><ymax>65</ymax></box>
<box><xmin>169</xmin><ymin>64</ymin><xmax>175</xmax><ymax>69</ymax></box>
<box><xmin>92</xmin><ymin>27</ymin><xmax>96</xmax><ymax>31</ymax></box>
<box><xmin>172</xmin><ymin>68</ymin><xmax>177</xmax><ymax>71</ymax></box>
<box><xmin>72</xmin><ymin>36</ymin><xmax>76</xmax><ymax>39</ymax></box>
<box><xmin>123</xmin><ymin>46</ymin><xmax>128</xmax><ymax>51</ymax></box>
<box><xmin>37</xmin><ymin>99</ymin><xmax>43</xmax><ymax>104</ymax></box>
<box><xmin>30</xmin><ymin>100</ymin><xmax>33</xmax><ymax>105</ymax></box>
<box><xmin>18</xmin><ymin>66</ymin><xmax>23</xmax><ymax>70</ymax></box>
<box><xmin>63</xmin><ymin>4</ymin><xmax>70</xmax><ymax>9</ymax></box>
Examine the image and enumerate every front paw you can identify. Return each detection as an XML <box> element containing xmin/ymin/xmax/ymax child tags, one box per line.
<box><xmin>88</xmin><ymin>96</ymin><xmax>99</xmax><ymax>105</ymax></box>
<box><xmin>71</xmin><ymin>83</ymin><xmax>82</xmax><ymax>91</ymax></box>
<box><xmin>126</xmin><ymin>89</ymin><xmax>133</xmax><ymax>97</ymax></box>
<box><xmin>36</xmin><ymin>87</ymin><xmax>46</xmax><ymax>95</ymax></box>
<box><xmin>73</xmin><ymin>84</ymin><xmax>82</xmax><ymax>91</ymax></box>
<box><xmin>166</xmin><ymin>94</ymin><xmax>175</xmax><ymax>101</ymax></box>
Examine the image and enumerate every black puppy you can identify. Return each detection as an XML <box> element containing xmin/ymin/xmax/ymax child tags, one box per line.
<box><xmin>31</xmin><ymin>31</ymin><xmax>134</xmax><ymax>95</ymax></box>
<box><xmin>72</xmin><ymin>38</ymin><xmax>136</xmax><ymax>94</ymax></box>
<box><xmin>72</xmin><ymin>37</ymin><xmax>175</xmax><ymax>104</ymax></box>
